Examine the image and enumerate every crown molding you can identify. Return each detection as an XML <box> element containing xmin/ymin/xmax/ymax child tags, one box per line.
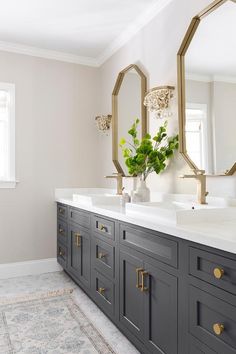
<box><xmin>186</xmin><ymin>73</ymin><xmax>212</xmax><ymax>82</ymax></box>
<box><xmin>0</xmin><ymin>40</ymin><xmax>99</xmax><ymax>67</ymax></box>
<box><xmin>186</xmin><ymin>72</ymin><xmax>236</xmax><ymax>84</ymax></box>
<box><xmin>0</xmin><ymin>0</ymin><xmax>174</xmax><ymax>68</ymax></box>
<box><xmin>97</xmin><ymin>0</ymin><xmax>175</xmax><ymax>66</ymax></box>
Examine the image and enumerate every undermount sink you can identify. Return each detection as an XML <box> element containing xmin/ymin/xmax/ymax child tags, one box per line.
<box><xmin>125</xmin><ymin>199</ymin><xmax>236</xmax><ymax>225</ymax></box>
<box><xmin>72</xmin><ymin>188</ymin><xmax>122</xmax><ymax>206</ymax></box>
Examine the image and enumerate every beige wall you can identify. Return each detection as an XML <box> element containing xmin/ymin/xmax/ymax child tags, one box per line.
<box><xmin>0</xmin><ymin>51</ymin><xmax>100</xmax><ymax>263</ymax></box>
<box><xmin>1</xmin><ymin>0</ymin><xmax>236</xmax><ymax>264</ymax></box>
<box><xmin>96</xmin><ymin>0</ymin><xmax>236</xmax><ymax>197</ymax></box>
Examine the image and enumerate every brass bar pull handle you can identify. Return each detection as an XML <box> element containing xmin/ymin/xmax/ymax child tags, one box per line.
<box><xmin>75</xmin><ymin>233</ymin><xmax>81</xmax><ymax>247</ymax></box>
<box><xmin>214</xmin><ymin>267</ymin><xmax>224</xmax><ymax>279</ymax></box>
<box><xmin>99</xmin><ymin>224</ymin><xmax>108</xmax><ymax>232</ymax></box>
<box><xmin>136</xmin><ymin>268</ymin><xmax>143</xmax><ymax>289</ymax></box>
<box><xmin>141</xmin><ymin>271</ymin><xmax>149</xmax><ymax>292</ymax></box>
<box><xmin>213</xmin><ymin>323</ymin><xmax>224</xmax><ymax>336</ymax></box>
<box><xmin>98</xmin><ymin>252</ymin><xmax>106</xmax><ymax>259</ymax></box>
<box><xmin>98</xmin><ymin>287</ymin><xmax>105</xmax><ymax>295</ymax></box>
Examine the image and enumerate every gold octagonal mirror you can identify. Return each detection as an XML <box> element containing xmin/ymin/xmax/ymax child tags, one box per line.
<box><xmin>178</xmin><ymin>0</ymin><xmax>236</xmax><ymax>176</ymax></box>
<box><xmin>112</xmin><ymin>64</ymin><xmax>147</xmax><ymax>176</ymax></box>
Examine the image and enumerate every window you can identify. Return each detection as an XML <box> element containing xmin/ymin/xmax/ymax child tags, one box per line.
<box><xmin>0</xmin><ymin>83</ymin><xmax>15</xmax><ymax>188</ymax></box>
<box><xmin>186</xmin><ymin>103</ymin><xmax>208</xmax><ymax>171</ymax></box>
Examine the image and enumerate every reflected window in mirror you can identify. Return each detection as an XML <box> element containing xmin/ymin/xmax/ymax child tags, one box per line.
<box><xmin>178</xmin><ymin>0</ymin><xmax>236</xmax><ymax>176</ymax></box>
<box><xmin>186</xmin><ymin>104</ymin><xmax>208</xmax><ymax>172</ymax></box>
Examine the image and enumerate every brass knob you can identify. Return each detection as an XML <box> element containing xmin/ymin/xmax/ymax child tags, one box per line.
<box><xmin>59</xmin><ymin>228</ymin><xmax>64</xmax><ymax>234</ymax></box>
<box><xmin>59</xmin><ymin>208</ymin><xmax>64</xmax><ymax>214</ymax></box>
<box><xmin>100</xmin><ymin>224</ymin><xmax>105</xmax><ymax>231</ymax></box>
<box><xmin>59</xmin><ymin>248</ymin><xmax>64</xmax><ymax>257</ymax></box>
<box><xmin>214</xmin><ymin>267</ymin><xmax>224</xmax><ymax>279</ymax></box>
<box><xmin>213</xmin><ymin>323</ymin><xmax>224</xmax><ymax>336</ymax></box>
<box><xmin>98</xmin><ymin>287</ymin><xmax>105</xmax><ymax>295</ymax></box>
<box><xmin>98</xmin><ymin>253</ymin><xmax>106</xmax><ymax>259</ymax></box>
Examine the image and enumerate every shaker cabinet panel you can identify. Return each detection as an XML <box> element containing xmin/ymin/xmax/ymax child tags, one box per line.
<box><xmin>144</xmin><ymin>262</ymin><xmax>178</xmax><ymax>354</ymax></box>
<box><xmin>92</xmin><ymin>237</ymin><xmax>115</xmax><ymax>279</ymax></box>
<box><xmin>119</xmin><ymin>223</ymin><xmax>178</xmax><ymax>268</ymax></box>
<box><xmin>68</xmin><ymin>224</ymin><xmax>91</xmax><ymax>289</ymax></box>
<box><xmin>119</xmin><ymin>250</ymin><xmax>145</xmax><ymax>340</ymax></box>
<box><xmin>189</xmin><ymin>285</ymin><xmax>236</xmax><ymax>354</ymax></box>
<box><xmin>189</xmin><ymin>247</ymin><xmax>236</xmax><ymax>295</ymax></box>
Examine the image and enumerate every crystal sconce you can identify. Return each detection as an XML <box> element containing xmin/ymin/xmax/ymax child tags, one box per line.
<box><xmin>95</xmin><ymin>115</ymin><xmax>112</xmax><ymax>133</ymax></box>
<box><xmin>144</xmin><ymin>86</ymin><xmax>175</xmax><ymax>119</ymax></box>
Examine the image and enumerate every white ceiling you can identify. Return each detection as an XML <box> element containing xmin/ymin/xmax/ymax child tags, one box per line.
<box><xmin>185</xmin><ymin>1</ymin><xmax>236</xmax><ymax>79</ymax></box>
<box><xmin>0</xmin><ymin>0</ymin><xmax>171</xmax><ymax>66</ymax></box>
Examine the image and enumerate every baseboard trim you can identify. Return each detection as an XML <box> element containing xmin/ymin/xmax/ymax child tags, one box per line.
<box><xmin>0</xmin><ymin>258</ymin><xmax>62</xmax><ymax>279</ymax></box>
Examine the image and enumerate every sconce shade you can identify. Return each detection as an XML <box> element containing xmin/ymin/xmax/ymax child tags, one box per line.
<box><xmin>95</xmin><ymin>115</ymin><xmax>112</xmax><ymax>133</ymax></box>
<box><xmin>144</xmin><ymin>86</ymin><xmax>175</xmax><ymax>119</ymax></box>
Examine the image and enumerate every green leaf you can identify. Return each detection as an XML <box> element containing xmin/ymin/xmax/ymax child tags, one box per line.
<box><xmin>119</xmin><ymin>137</ymin><xmax>126</xmax><ymax>146</ymax></box>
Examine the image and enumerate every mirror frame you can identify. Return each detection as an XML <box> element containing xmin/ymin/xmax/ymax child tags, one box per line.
<box><xmin>177</xmin><ymin>0</ymin><xmax>236</xmax><ymax>176</ymax></box>
<box><xmin>112</xmin><ymin>64</ymin><xmax>147</xmax><ymax>175</ymax></box>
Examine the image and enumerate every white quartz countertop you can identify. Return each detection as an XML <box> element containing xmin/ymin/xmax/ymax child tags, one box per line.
<box><xmin>55</xmin><ymin>192</ymin><xmax>236</xmax><ymax>255</ymax></box>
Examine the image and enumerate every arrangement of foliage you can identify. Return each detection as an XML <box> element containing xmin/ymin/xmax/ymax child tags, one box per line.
<box><xmin>120</xmin><ymin>119</ymin><xmax>179</xmax><ymax>181</ymax></box>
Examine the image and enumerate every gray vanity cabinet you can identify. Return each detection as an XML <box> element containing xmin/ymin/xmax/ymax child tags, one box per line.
<box><xmin>57</xmin><ymin>203</ymin><xmax>236</xmax><ymax>354</ymax></box>
<box><xmin>120</xmin><ymin>248</ymin><xmax>178</xmax><ymax>354</ymax></box>
<box><xmin>68</xmin><ymin>223</ymin><xmax>91</xmax><ymax>289</ymax></box>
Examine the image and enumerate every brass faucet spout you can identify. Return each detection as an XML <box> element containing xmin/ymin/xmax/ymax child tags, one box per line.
<box><xmin>179</xmin><ymin>172</ymin><xmax>208</xmax><ymax>204</ymax></box>
<box><xmin>105</xmin><ymin>173</ymin><xmax>123</xmax><ymax>195</ymax></box>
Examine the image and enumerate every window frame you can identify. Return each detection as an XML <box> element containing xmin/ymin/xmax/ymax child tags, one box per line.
<box><xmin>186</xmin><ymin>103</ymin><xmax>209</xmax><ymax>172</ymax></box>
<box><xmin>0</xmin><ymin>82</ymin><xmax>16</xmax><ymax>189</ymax></box>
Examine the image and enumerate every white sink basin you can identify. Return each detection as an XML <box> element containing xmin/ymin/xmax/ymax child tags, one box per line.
<box><xmin>72</xmin><ymin>188</ymin><xmax>122</xmax><ymax>206</ymax></box>
<box><xmin>126</xmin><ymin>200</ymin><xmax>236</xmax><ymax>225</ymax></box>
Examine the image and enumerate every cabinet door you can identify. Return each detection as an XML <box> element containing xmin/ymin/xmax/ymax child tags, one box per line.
<box><xmin>119</xmin><ymin>250</ymin><xmax>145</xmax><ymax>340</ymax></box>
<box><xmin>144</xmin><ymin>262</ymin><xmax>178</xmax><ymax>354</ymax></box>
<box><xmin>68</xmin><ymin>224</ymin><xmax>91</xmax><ymax>289</ymax></box>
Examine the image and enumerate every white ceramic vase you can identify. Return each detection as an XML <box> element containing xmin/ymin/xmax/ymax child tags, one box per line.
<box><xmin>135</xmin><ymin>179</ymin><xmax>150</xmax><ymax>202</ymax></box>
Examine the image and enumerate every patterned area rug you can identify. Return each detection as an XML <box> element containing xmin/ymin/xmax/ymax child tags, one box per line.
<box><xmin>0</xmin><ymin>289</ymin><xmax>116</xmax><ymax>354</ymax></box>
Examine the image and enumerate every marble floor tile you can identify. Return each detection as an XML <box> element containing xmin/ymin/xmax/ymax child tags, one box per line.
<box><xmin>0</xmin><ymin>271</ymin><xmax>140</xmax><ymax>354</ymax></box>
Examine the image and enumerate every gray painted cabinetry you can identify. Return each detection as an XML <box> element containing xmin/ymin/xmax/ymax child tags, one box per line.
<box><xmin>57</xmin><ymin>203</ymin><xmax>236</xmax><ymax>354</ymax></box>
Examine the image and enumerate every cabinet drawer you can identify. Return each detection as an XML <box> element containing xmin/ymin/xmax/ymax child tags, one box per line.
<box><xmin>57</xmin><ymin>204</ymin><xmax>68</xmax><ymax>221</ymax></box>
<box><xmin>92</xmin><ymin>237</ymin><xmax>115</xmax><ymax>279</ymax></box>
<box><xmin>92</xmin><ymin>216</ymin><xmax>115</xmax><ymax>242</ymax></box>
<box><xmin>189</xmin><ymin>285</ymin><xmax>236</xmax><ymax>354</ymax></box>
<box><xmin>189</xmin><ymin>247</ymin><xmax>236</xmax><ymax>295</ymax></box>
<box><xmin>92</xmin><ymin>269</ymin><xmax>115</xmax><ymax>318</ymax></box>
<box><xmin>57</xmin><ymin>242</ymin><xmax>67</xmax><ymax>269</ymax></box>
<box><xmin>69</xmin><ymin>207</ymin><xmax>90</xmax><ymax>229</ymax></box>
<box><xmin>57</xmin><ymin>219</ymin><xmax>68</xmax><ymax>246</ymax></box>
<box><xmin>119</xmin><ymin>223</ymin><xmax>178</xmax><ymax>268</ymax></box>
<box><xmin>189</xmin><ymin>336</ymin><xmax>216</xmax><ymax>354</ymax></box>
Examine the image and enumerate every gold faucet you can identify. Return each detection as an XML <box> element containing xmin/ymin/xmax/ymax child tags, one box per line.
<box><xmin>105</xmin><ymin>173</ymin><xmax>123</xmax><ymax>195</ymax></box>
<box><xmin>180</xmin><ymin>171</ymin><xmax>209</xmax><ymax>204</ymax></box>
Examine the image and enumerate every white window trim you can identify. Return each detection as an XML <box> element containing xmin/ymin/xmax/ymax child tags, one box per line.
<box><xmin>0</xmin><ymin>82</ymin><xmax>17</xmax><ymax>189</ymax></box>
<box><xmin>186</xmin><ymin>103</ymin><xmax>209</xmax><ymax>172</ymax></box>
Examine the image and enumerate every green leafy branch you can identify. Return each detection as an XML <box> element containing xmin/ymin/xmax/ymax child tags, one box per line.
<box><xmin>120</xmin><ymin>119</ymin><xmax>179</xmax><ymax>181</ymax></box>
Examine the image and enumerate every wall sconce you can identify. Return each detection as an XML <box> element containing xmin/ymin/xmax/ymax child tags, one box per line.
<box><xmin>144</xmin><ymin>86</ymin><xmax>175</xmax><ymax>119</ymax></box>
<box><xmin>95</xmin><ymin>115</ymin><xmax>112</xmax><ymax>133</ymax></box>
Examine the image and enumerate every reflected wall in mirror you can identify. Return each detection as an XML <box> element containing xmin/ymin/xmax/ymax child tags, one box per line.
<box><xmin>112</xmin><ymin>64</ymin><xmax>147</xmax><ymax>175</ymax></box>
<box><xmin>178</xmin><ymin>0</ymin><xmax>236</xmax><ymax>176</ymax></box>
